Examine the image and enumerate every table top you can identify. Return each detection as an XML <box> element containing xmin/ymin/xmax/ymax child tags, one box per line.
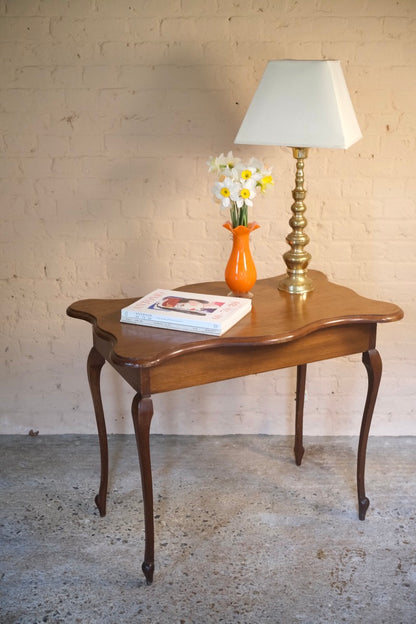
<box><xmin>67</xmin><ymin>271</ymin><xmax>403</xmax><ymax>369</ymax></box>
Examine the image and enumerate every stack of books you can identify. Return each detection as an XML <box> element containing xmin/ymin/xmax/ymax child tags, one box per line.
<box><xmin>120</xmin><ymin>289</ymin><xmax>252</xmax><ymax>336</ymax></box>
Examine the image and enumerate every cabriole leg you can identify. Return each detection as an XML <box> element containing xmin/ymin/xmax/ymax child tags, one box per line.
<box><xmin>87</xmin><ymin>347</ymin><xmax>108</xmax><ymax>517</ymax></box>
<box><xmin>357</xmin><ymin>349</ymin><xmax>382</xmax><ymax>520</ymax></box>
<box><xmin>131</xmin><ymin>393</ymin><xmax>155</xmax><ymax>585</ymax></box>
<box><xmin>294</xmin><ymin>363</ymin><xmax>307</xmax><ymax>465</ymax></box>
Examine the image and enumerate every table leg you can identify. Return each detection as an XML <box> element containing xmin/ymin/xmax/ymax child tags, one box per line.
<box><xmin>294</xmin><ymin>364</ymin><xmax>307</xmax><ymax>466</ymax></box>
<box><xmin>357</xmin><ymin>349</ymin><xmax>382</xmax><ymax>520</ymax></box>
<box><xmin>131</xmin><ymin>392</ymin><xmax>155</xmax><ymax>585</ymax></box>
<box><xmin>87</xmin><ymin>347</ymin><xmax>108</xmax><ymax>517</ymax></box>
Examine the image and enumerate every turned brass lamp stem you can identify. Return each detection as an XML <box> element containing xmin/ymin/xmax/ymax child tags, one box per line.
<box><xmin>278</xmin><ymin>147</ymin><xmax>314</xmax><ymax>294</ymax></box>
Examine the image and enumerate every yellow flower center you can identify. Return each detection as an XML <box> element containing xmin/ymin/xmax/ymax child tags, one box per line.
<box><xmin>241</xmin><ymin>170</ymin><xmax>252</xmax><ymax>180</ymax></box>
<box><xmin>240</xmin><ymin>188</ymin><xmax>251</xmax><ymax>199</ymax></box>
<box><xmin>259</xmin><ymin>175</ymin><xmax>274</xmax><ymax>191</ymax></box>
<box><xmin>220</xmin><ymin>187</ymin><xmax>231</xmax><ymax>197</ymax></box>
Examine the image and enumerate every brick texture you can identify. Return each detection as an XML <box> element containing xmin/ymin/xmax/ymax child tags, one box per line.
<box><xmin>1</xmin><ymin>0</ymin><xmax>415</xmax><ymax>435</ymax></box>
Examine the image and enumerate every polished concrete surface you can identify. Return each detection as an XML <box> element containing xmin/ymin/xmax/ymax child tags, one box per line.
<box><xmin>1</xmin><ymin>434</ymin><xmax>415</xmax><ymax>623</ymax></box>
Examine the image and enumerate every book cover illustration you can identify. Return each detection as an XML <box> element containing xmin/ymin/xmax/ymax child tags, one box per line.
<box><xmin>148</xmin><ymin>294</ymin><xmax>224</xmax><ymax>316</ymax></box>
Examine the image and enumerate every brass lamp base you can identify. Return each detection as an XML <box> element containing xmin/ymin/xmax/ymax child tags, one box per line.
<box><xmin>278</xmin><ymin>147</ymin><xmax>314</xmax><ymax>295</ymax></box>
<box><xmin>278</xmin><ymin>271</ymin><xmax>314</xmax><ymax>295</ymax></box>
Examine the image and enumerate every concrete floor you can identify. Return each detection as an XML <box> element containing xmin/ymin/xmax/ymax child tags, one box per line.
<box><xmin>1</xmin><ymin>434</ymin><xmax>415</xmax><ymax>624</ymax></box>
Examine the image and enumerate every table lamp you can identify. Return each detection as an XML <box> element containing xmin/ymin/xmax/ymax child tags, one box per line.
<box><xmin>234</xmin><ymin>59</ymin><xmax>362</xmax><ymax>294</ymax></box>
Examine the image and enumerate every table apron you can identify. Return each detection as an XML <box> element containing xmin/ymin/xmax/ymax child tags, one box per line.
<box><xmin>95</xmin><ymin>323</ymin><xmax>376</xmax><ymax>395</ymax></box>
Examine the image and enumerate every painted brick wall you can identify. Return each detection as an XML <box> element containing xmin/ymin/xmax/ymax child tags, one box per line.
<box><xmin>1</xmin><ymin>0</ymin><xmax>415</xmax><ymax>435</ymax></box>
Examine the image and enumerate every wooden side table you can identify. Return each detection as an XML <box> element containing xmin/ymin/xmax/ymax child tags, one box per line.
<box><xmin>67</xmin><ymin>271</ymin><xmax>403</xmax><ymax>584</ymax></box>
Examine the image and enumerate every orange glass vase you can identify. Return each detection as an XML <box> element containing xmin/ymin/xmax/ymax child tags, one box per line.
<box><xmin>223</xmin><ymin>221</ymin><xmax>260</xmax><ymax>297</ymax></box>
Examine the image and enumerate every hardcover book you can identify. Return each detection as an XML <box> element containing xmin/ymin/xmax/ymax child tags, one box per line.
<box><xmin>120</xmin><ymin>289</ymin><xmax>252</xmax><ymax>336</ymax></box>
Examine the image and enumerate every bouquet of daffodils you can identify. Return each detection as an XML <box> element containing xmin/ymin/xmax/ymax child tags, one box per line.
<box><xmin>208</xmin><ymin>151</ymin><xmax>274</xmax><ymax>228</ymax></box>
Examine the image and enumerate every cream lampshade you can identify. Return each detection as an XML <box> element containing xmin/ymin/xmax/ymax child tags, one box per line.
<box><xmin>235</xmin><ymin>59</ymin><xmax>362</xmax><ymax>294</ymax></box>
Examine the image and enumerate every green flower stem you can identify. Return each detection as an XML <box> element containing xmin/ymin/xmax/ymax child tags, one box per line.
<box><xmin>230</xmin><ymin>203</ymin><xmax>248</xmax><ymax>228</ymax></box>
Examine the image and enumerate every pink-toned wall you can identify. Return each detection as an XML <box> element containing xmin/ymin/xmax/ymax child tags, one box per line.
<box><xmin>1</xmin><ymin>0</ymin><xmax>415</xmax><ymax>435</ymax></box>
